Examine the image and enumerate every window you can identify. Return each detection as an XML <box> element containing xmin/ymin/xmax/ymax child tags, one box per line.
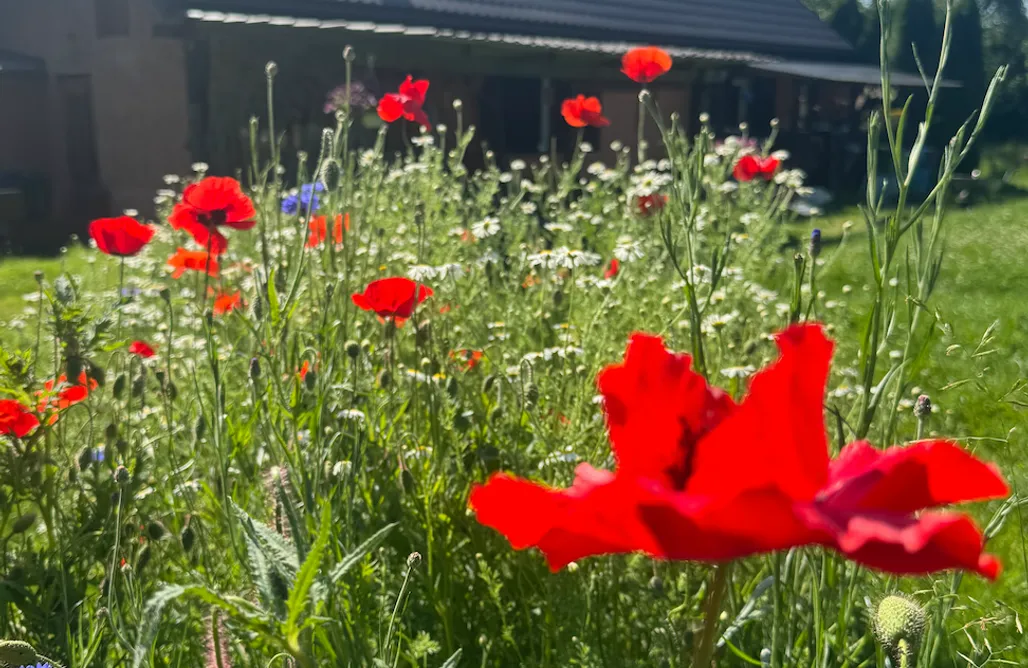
<box><xmin>56</xmin><ymin>75</ymin><xmax>101</xmax><ymax>185</ymax></box>
<box><xmin>95</xmin><ymin>0</ymin><xmax>130</xmax><ymax>37</ymax></box>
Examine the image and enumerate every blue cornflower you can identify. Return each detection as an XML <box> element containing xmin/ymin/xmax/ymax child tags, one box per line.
<box><xmin>19</xmin><ymin>663</ymin><xmax>52</xmax><ymax>668</ymax></box>
<box><xmin>282</xmin><ymin>183</ymin><xmax>324</xmax><ymax>215</ymax></box>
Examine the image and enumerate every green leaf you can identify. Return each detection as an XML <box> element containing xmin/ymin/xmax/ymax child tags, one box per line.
<box><xmin>329</xmin><ymin>523</ymin><xmax>399</xmax><ymax>585</ymax></box>
<box><xmin>232</xmin><ymin>501</ymin><xmax>298</xmax><ymax>617</ymax></box>
<box><xmin>267</xmin><ymin>268</ymin><xmax>281</xmax><ymax>329</ymax></box>
<box><xmin>284</xmin><ymin>503</ymin><xmax>332</xmax><ymax>648</ymax></box>
<box><xmin>440</xmin><ymin>648</ymin><xmax>463</xmax><ymax>668</ymax></box>
<box><xmin>132</xmin><ymin>585</ymin><xmax>186</xmax><ymax>668</ymax></box>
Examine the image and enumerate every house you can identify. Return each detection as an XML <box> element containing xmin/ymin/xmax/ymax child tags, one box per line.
<box><xmin>0</xmin><ymin>0</ymin><xmax>930</xmax><ymax>249</ymax></box>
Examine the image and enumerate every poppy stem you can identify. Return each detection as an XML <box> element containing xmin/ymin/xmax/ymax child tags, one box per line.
<box><xmin>692</xmin><ymin>562</ymin><xmax>731</xmax><ymax>667</ymax></box>
<box><xmin>637</xmin><ymin>89</ymin><xmax>648</xmax><ymax>164</ymax></box>
<box><xmin>116</xmin><ymin>256</ymin><xmax>126</xmax><ymax>337</ymax></box>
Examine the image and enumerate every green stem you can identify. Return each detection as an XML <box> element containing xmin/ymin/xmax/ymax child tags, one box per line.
<box><xmin>692</xmin><ymin>563</ymin><xmax>731</xmax><ymax>668</ymax></box>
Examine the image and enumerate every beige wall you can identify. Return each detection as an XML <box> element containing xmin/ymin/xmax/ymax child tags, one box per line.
<box><xmin>0</xmin><ymin>0</ymin><xmax>190</xmax><ymax>226</ymax></box>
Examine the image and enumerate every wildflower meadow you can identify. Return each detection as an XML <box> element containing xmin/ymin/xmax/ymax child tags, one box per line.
<box><xmin>0</xmin><ymin>3</ymin><xmax>1025</xmax><ymax>667</ymax></box>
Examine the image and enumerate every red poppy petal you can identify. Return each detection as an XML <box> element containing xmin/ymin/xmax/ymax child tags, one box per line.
<box><xmin>621</xmin><ymin>47</ymin><xmax>673</xmax><ymax>83</ymax></box>
<box><xmin>804</xmin><ymin>505</ymin><xmax>1000</xmax><ymax>579</ymax></box>
<box><xmin>224</xmin><ymin>218</ymin><xmax>257</xmax><ymax>231</ymax></box>
<box><xmin>378</xmin><ymin>94</ymin><xmax>405</xmax><ymax>123</ymax></box>
<box><xmin>471</xmin><ymin>464</ymin><xmax>655</xmax><ymax>571</ymax></box>
<box><xmin>399</xmin><ymin>76</ymin><xmax>429</xmax><ymax>104</ymax></box>
<box><xmin>597</xmin><ymin>334</ymin><xmax>735</xmax><ymax>485</ymax></box>
<box><xmin>688</xmin><ymin>324</ymin><xmax>833</xmax><ymax>501</ymax></box>
<box><xmin>822</xmin><ymin>440</ymin><xmax>1009</xmax><ymax>513</ymax></box>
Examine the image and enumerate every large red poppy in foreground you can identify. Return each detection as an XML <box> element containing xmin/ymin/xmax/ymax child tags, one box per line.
<box><xmin>89</xmin><ymin>216</ymin><xmax>155</xmax><ymax>257</ymax></box>
<box><xmin>471</xmin><ymin>325</ymin><xmax>1007</xmax><ymax>578</ymax></box>
<box><xmin>378</xmin><ymin>76</ymin><xmax>430</xmax><ymax>128</ymax></box>
<box><xmin>169</xmin><ymin>177</ymin><xmax>256</xmax><ymax>255</ymax></box>
<box><xmin>352</xmin><ymin>277</ymin><xmax>433</xmax><ymax>321</ymax></box>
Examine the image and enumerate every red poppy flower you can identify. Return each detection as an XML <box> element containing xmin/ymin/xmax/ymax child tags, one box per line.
<box><xmin>89</xmin><ymin>216</ymin><xmax>155</xmax><ymax>257</ymax></box>
<box><xmin>298</xmin><ymin>360</ymin><xmax>311</xmax><ymax>381</ymax></box>
<box><xmin>604</xmin><ymin>259</ymin><xmax>621</xmax><ymax>280</ymax></box>
<box><xmin>622</xmin><ymin>47</ymin><xmax>673</xmax><ymax>84</ymax></box>
<box><xmin>212</xmin><ymin>291</ymin><xmax>243</xmax><ymax>316</ymax></box>
<box><xmin>352</xmin><ymin>278</ymin><xmax>433</xmax><ymax>320</ymax></box>
<box><xmin>37</xmin><ymin>372</ymin><xmax>98</xmax><ymax>413</ymax></box>
<box><xmin>168</xmin><ymin>177</ymin><xmax>256</xmax><ymax>255</ymax></box>
<box><xmin>451</xmin><ymin>349</ymin><xmax>484</xmax><ymax>371</ymax></box>
<box><xmin>561</xmin><ymin>95</ymin><xmax>610</xmax><ymax>129</ymax></box>
<box><xmin>471</xmin><ymin>325</ymin><xmax>1007</xmax><ymax>578</ymax></box>
<box><xmin>378</xmin><ymin>76</ymin><xmax>430</xmax><ymax>127</ymax></box>
<box><xmin>168</xmin><ymin>248</ymin><xmax>219</xmax><ymax>279</ymax></box>
<box><xmin>306</xmin><ymin>213</ymin><xmax>351</xmax><ymax>249</ymax></box>
<box><xmin>733</xmin><ymin>155</ymin><xmax>781</xmax><ymax>182</ymax></box>
<box><xmin>129</xmin><ymin>341</ymin><xmax>156</xmax><ymax>359</ymax></box>
<box><xmin>0</xmin><ymin>399</ymin><xmax>40</xmax><ymax>437</ymax></box>
<box><xmin>635</xmin><ymin>193</ymin><xmax>668</xmax><ymax>217</ymax></box>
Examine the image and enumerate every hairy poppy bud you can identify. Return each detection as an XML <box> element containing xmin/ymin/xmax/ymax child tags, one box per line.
<box><xmin>406</xmin><ymin>552</ymin><xmax>422</xmax><ymax>569</ymax></box>
<box><xmin>343</xmin><ymin>45</ymin><xmax>356</xmax><ymax>63</ymax></box>
<box><xmin>166</xmin><ymin>381</ymin><xmax>178</xmax><ymax>401</ymax></box>
<box><xmin>195</xmin><ymin>415</ymin><xmax>206</xmax><ymax>441</ymax></box>
<box><xmin>105</xmin><ymin>423</ymin><xmax>118</xmax><ymax>441</ymax></box>
<box><xmin>454</xmin><ymin>410</ymin><xmax>472</xmax><ymax>431</ymax></box>
<box><xmin>809</xmin><ymin>228</ymin><xmax>822</xmax><ymax>259</ymax></box>
<box><xmin>159</xmin><ymin>287</ymin><xmax>171</xmax><ymax>303</ymax></box>
<box><xmin>265</xmin><ymin>61</ymin><xmax>278</xmax><ymax>78</ymax></box>
<box><xmin>33</xmin><ymin>270</ymin><xmax>44</xmax><ymax>284</ymax></box>
<box><xmin>874</xmin><ymin>595</ymin><xmax>925</xmax><ymax>665</ymax></box>
<box><xmin>115</xmin><ymin>465</ymin><xmax>130</xmax><ymax>485</ymax></box>
<box><xmin>759</xmin><ymin>648</ymin><xmax>771</xmax><ymax>666</ymax></box>
<box><xmin>66</xmin><ymin>355</ymin><xmax>84</xmax><ymax>382</ymax></box>
<box><xmin>79</xmin><ymin>447</ymin><xmax>94</xmax><ymax>471</ymax></box>
<box><xmin>89</xmin><ymin>363</ymin><xmax>106</xmax><ymax>387</ymax></box>
<box><xmin>116</xmin><ymin>438</ymin><xmax>128</xmax><ymax>456</ymax></box>
<box><xmin>113</xmin><ymin>374</ymin><xmax>127</xmax><ymax>399</ymax></box>
<box><xmin>0</xmin><ymin>641</ymin><xmax>38</xmax><ymax>667</ymax></box>
<box><xmin>345</xmin><ymin>340</ymin><xmax>360</xmax><ymax>359</ymax></box>
<box><xmin>453</xmin><ymin>98</ymin><xmax>463</xmax><ymax>111</ymax></box>
<box><xmin>446</xmin><ymin>376</ymin><xmax>458</xmax><ymax>399</ymax></box>
<box><xmin>11</xmin><ymin>512</ymin><xmax>36</xmax><ymax>534</ymax></box>
<box><xmin>914</xmin><ymin>394</ymin><xmax>932</xmax><ymax>418</ymax></box>
<box><xmin>482</xmin><ymin>374</ymin><xmax>496</xmax><ymax>394</ymax></box>
<box><xmin>525</xmin><ymin>383</ymin><xmax>540</xmax><ymax>405</ymax></box>
<box><xmin>249</xmin><ymin>357</ymin><xmax>261</xmax><ymax>382</ymax></box>
<box><xmin>648</xmin><ymin>575</ymin><xmax>664</xmax><ymax>597</ymax></box>
<box><xmin>132</xmin><ymin>374</ymin><xmax>146</xmax><ymax>398</ymax></box>
<box><xmin>181</xmin><ymin>525</ymin><xmax>196</xmax><ymax>553</ymax></box>
<box><xmin>377</xmin><ymin>370</ymin><xmax>392</xmax><ymax>389</ymax></box>
<box><xmin>488</xmin><ymin>405</ymin><xmax>502</xmax><ymax>423</ymax></box>
<box><xmin>137</xmin><ymin>544</ymin><xmax>152</xmax><ymax>573</ymax></box>
<box><xmin>304</xmin><ymin>369</ymin><xmax>317</xmax><ymax>391</ymax></box>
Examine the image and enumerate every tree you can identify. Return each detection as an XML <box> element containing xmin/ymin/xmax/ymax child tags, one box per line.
<box><xmin>892</xmin><ymin>0</ymin><xmax>943</xmax><ymax>75</ymax></box>
<box><xmin>831</xmin><ymin>0</ymin><xmax>875</xmax><ymax>60</ymax></box>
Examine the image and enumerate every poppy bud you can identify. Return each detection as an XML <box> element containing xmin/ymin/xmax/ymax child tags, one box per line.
<box><xmin>89</xmin><ymin>363</ymin><xmax>106</xmax><ymax>387</ymax></box>
<box><xmin>914</xmin><ymin>394</ymin><xmax>932</xmax><ymax>418</ymax></box>
<box><xmin>181</xmin><ymin>525</ymin><xmax>196</xmax><ymax>553</ymax></box>
<box><xmin>54</xmin><ymin>276</ymin><xmax>75</xmax><ymax>304</ymax></box>
<box><xmin>345</xmin><ymin>340</ymin><xmax>360</xmax><ymax>359</ymax></box>
<box><xmin>454</xmin><ymin>410</ymin><xmax>473</xmax><ymax>431</ymax></box>
<box><xmin>159</xmin><ymin>287</ymin><xmax>171</xmax><ymax>303</ymax></box>
<box><xmin>482</xmin><ymin>374</ymin><xmax>496</xmax><ymax>394</ymax></box>
<box><xmin>34</xmin><ymin>270</ymin><xmax>44</xmax><ymax>284</ymax></box>
<box><xmin>406</xmin><ymin>551</ymin><xmax>422</xmax><ymax>569</ymax></box>
<box><xmin>361</xmin><ymin>339</ymin><xmax>372</xmax><ymax>352</ymax></box>
<box><xmin>400</xmin><ymin>466</ymin><xmax>415</xmax><ymax>493</ymax></box>
<box><xmin>446</xmin><ymin>376</ymin><xmax>458</xmax><ymax>399</ymax></box>
<box><xmin>415</xmin><ymin>321</ymin><xmax>432</xmax><ymax>347</ymax></box>
<box><xmin>251</xmin><ymin>294</ymin><xmax>264</xmax><ymax>320</ymax></box>
<box><xmin>11</xmin><ymin>512</ymin><xmax>36</xmax><ymax>534</ymax></box>
<box><xmin>304</xmin><ymin>369</ymin><xmax>317</xmax><ymax>391</ymax></box>
<box><xmin>343</xmin><ymin>45</ymin><xmax>356</xmax><ymax>63</ymax></box>
<box><xmin>113</xmin><ymin>374</ymin><xmax>127</xmax><ymax>399</ymax></box>
<box><xmin>116</xmin><ymin>438</ymin><xmax>128</xmax><ymax>456</ymax></box>
<box><xmin>325</xmin><ymin>282</ymin><xmax>335</xmax><ymax>300</ymax></box>
<box><xmin>265</xmin><ymin>61</ymin><xmax>278</xmax><ymax>78</ymax></box>
<box><xmin>488</xmin><ymin>405</ymin><xmax>502</xmax><ymax>423</ymax></box>
<box><xmin>552</xmin><ymin>290</ymin><xmax>564</xmax><ymax>307</ymax></box>
<box><xmin>249</xmin><ymin>357</ymin><xmax>261</xmax><ymax>382</ymax></box>
<box><xmin>136</xmin><ymin>544</ymin><xmax>152</xmax><ymax>573</ymax></box>
<box><xmin>770</xmin><ymin>118</ymin><xmax>780</xmax><ymax>129</ymax></box>
<box><xmin>0</xmin><ymin>641</ymin><xmax>38</xmax><ymax>667</ymax></box>
<box><xmin>638</xmin><ymin>89</ymin><xmax>651</xmax><ymax>105</ymax></box>
<box><xmin>525</xmin><ymin>383</ymin><xmax>540</xmax><ymax>405</ymax></box>
<box><xmin>66</xmin><ymin>356</ymin><xmax>84</xmax><ymax>383</ymax></box>
<box><xmin>760</xmin><ymin>648</ymin><xmax>771</xmax><ymax>666</ymax></box>
<box><xmin>648</xmin><ymin>575</ymin><xmax>664</xmax><ymax>597</ymax></box>
<box><xmin>166</xmin><ymin>381</ymin><xmax>178</xmax><ymax>401</ymax></box>
<box><xmin>147</xmin><ymin>521</ymin><xmax>167</xmax><ymax>541</ymax></box>
<box><xmin>809</xmin><ymin>228</ymin><xmax>822</xmax><ymax>259</ymax></box>
<box><xmin>105</xmin><ymin>423</ymin><xmax>118</xmax><ymax>441</ymax></box>
<box><xmin>204</xmin><ymin>309</ymin><xmax>214</xmax><ymax>328</ymax></box>
<box><xmin>453</xmin><ymin>98</ymin><xmax>463</xmax><ymax>111</ymax></box>
<box><xmin>79</xmin><ymin>447</ymin><xmax>94</xmax><ymax>471</ymax></box>
<box><xmin>874</xmin><ymin>595</ymin><xmax>925</xmax><ymax>665</ymax></box>
<box><xmin>377</xmin><ymin>370</ymin><xmax>392</xmax><ymax>389</ymax></box>
<box><xmin>132</xmin><ymin>375</ymin><xmax>146</xmax><ymax>398</ymax></box>
<box><xmin>195</xmin><ymin>414</ymin><xmax>207</xmax><ymax>441</ymax></box>
<box><xmin>115</xmin><ymin>465</ymin><xmax>130</xmax><ymax>485</ymax></box>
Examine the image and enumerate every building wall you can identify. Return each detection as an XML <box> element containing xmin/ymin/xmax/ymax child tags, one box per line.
<box><xmin>0</xmin><ymin>0</ymin><xmax>190</xmax><ymax>233</ymax></box>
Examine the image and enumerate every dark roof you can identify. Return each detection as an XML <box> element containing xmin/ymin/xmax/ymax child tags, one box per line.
<box><xmin>180</xmin><ymin>0</ymin><xmax>853</xmax><ymax>58</ymax></box>
<box><xmin>747</xmin><ymin>61</ymin><xmax>961</xmax><ymax>88</ymax></box>
<box><xmin>0</xmin><ymin>49</ymin><xmax>46</xmax><ymax>74</ymax></box>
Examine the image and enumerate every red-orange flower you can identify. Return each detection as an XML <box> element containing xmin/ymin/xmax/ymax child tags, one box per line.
<box><xmin>352</xmin><ymin>278</ymin><xmax>433</xmax><ymax>320</ymax></box>
<box><xmin>378</xmin><ymin>76</ymin><xmax>430</xmax><ymax>127</ymax></box>
<box><xmin>635</xmin><ymin>193</ymin><xmax>668</xmax><ymax>217</ymax></box>
<box><xmin>0</xmin><ymin>399</ymin><xmax>40</xmax><ymax>437</ymax></box>
<box><xmin>561</xmin><ymin>95</ymin><xmax>610</xmax><ymax>128</ymax></box>
<box><xmin>451</xmin><ymin>349</ymin><xmax>484</xmax><ymax>371</ymax></box>
<box><xmin>168</xmin><ymin>248</ymin><xmax>219</xmax><ymax>279</ymax></box>
<box><xmin>306</xmin><ymin>213</ymin><xmax>350</xmax><ymax>249</ymax></box>
<box><xmin>89</xmin><ymin>216</ymin><xmax>155</xmax><ymax>257</ymax></box>
<box><xmin>734</xmin><ymin>155</ymin><xmax>781</xmax><ymax>182</ymax></box>
<box><xmin>604</xmin><ymin>259</ymin><xmax>621</xmax><ymax>280</ymax></box>
<box><xmin>622</xmin><ymin>47</ymin><xmax>672</xmax><ymax>84</ymax></box>
<box><xmin>169</xmin><ymin>176</ymin><xmax>256</xmax><ymax>255</ymax></box>
<box><xmin>129</xmin><ymin>341</ymin><xmax>156</xmax><ymax>358</ymax></box>
<box><xmin>37</xmin><ymin>372</ymin><xmax>98</xmax><ymax>412</ymax></box>
<box><xmin>471</xmin><ymin>325</ymin><xmax>1007</xmax><ymax>578</ymax></box>
<box><xmin>213</xmin><ymin>291</ymin><xmax>242</xmax><ymax>316</ymax></box>
<box><xmin>298</xmin><ymin>360</ymin><xmax>311</xmax><ymax>381</ymax></box>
